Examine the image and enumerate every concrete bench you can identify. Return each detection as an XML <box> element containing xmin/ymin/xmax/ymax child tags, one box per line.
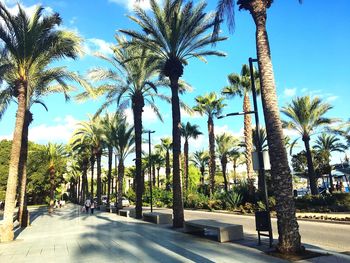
<box><xmin>119</xmin><ymin>209</ymin><xmax>135</xmax><ymax>218</ymax></box>
<box><xmin>184</xmin><ymin>219</ymin><xmax>243</xmax><ymax>243</ymax></box>
<box><xmin>143</xmin><ymin>212</ymin><xmax>172</xmax><ymax>224</ymax></box>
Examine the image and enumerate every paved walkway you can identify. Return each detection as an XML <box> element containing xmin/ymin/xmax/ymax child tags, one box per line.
<box><xmin>0</xmin><ymin>204</ymin><xmax>349</xmax><ymax>263</ymax></box>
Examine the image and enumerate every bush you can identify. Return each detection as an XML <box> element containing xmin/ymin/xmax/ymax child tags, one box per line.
<box><xmin>295</xmin><ymin>193</ymin><xmax>350</xmax><ymax>212</ymax></box>
<box><xmin>224</xmin><ymin>191</ymin><xmax>243</xmax><ymax>210</ymax></box>
<box><xmin>184</xmin><ymin>192</ymin><xmax>209</xmax><ymax>209</ymax></box>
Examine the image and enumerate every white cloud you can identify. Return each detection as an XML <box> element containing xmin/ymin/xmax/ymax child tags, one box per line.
<box><xmin>326</xmin><ymin>95</ymin><xmax>338</xmax><ymax>102</ymax></box>
<box><xmin>28</xmin><ymin>115</ymin><xmax>78</xmax><ymax>144</ymax></box>
<box><xmin>123</xmin><ymin>105</ymin><xmax>160</xmax><ymax>125</ymax></box>
<box><xmin>83</xmin><ymin>38</ymin><xmax>114</xmax><ymax>57</ymax></box>
<box><xmin>0</xmin><ymin>134</ymin><xmax>12</xmax><ymax>140</ymax></box>
<box><xmin>283</xmin><ymin>128</ymin><xmax>299</xmax><ymax>138</ymax></box>
<box><xmin>181</xmin><ymin>108</ymin><xmax>201</xmax><ymax>119</ymax></box>
<box><xmin>188</xmin><ymin>134</ymin><xmax>205</xmax><ymax>151</ymax></box>
<box><xmin>284</xmin><ymin>88</ymin><xmax>297</xmax><ymax>97</ymax></box>
<box><xmin>108</xmin><ymin>0</ymin><xmax>155</xmax><ymax>11</ymax></box>
<box><xmin>215</xmin><ymin>125</ymin><xmax>243</xmax><ymax>138</ymax></box>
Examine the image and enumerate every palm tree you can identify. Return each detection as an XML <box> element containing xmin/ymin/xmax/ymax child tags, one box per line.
<box><xmin>45</xmin><ymin>143</ymin><xmax>66</xmax><ymax>213</ymax></box>
<box><xmin>120</xmin><ymin>0</ymin><xmax>227</xmax><ymax>228</ymax></box>
<box><xmin>191</xmin><ymin>150</ymin><xmax>209</xmax><ymax>190</ymax></box>
<box><xmin>101</xmin><ymin>113</ymin><xmax>119</xmax><ymax>205</ymax></box>
<box><xmin>231</xmin><ymin>151</ymin><xmax>243</xmax><ymax>185</ymax></box>
<box><xmin>216</xmin><ymin>133</ymin><xmax>239</xmax><ymax>193</ymax></box>
<box><xmin>78</xmin><ymin>36</ymin><xmax>164</xmax><ymax>219</ymax></box>
<box><xmin>193</xmin><ymin>92</ymin><xmax>226</xmax><ymax>195</ymax></box>
<box><xmin>155</xmin><ymin>138</ymin><xmax>173</xmax><ymax>191</ymax></box>
<box><xmin>69</xmin><ymin>138</ymin><xmax>90</xmax><ymax>204</ymax></box>
<box><xmin>152</xmin><ymin>152</ymin><xmax>165</xmax><ymax>188</ymax></box>
<box><xmin>314</xmin><ymin>134</ymin><xmax>346</xmax><ymax>192</ymax></box>
<box><xmin>0</xmin><ymin>3</ymin><xmax>81</xmax><ymax>242</ymax></box>
<box><xmin>252</xmin><ymin>127</ymin><xmax>268</xmax><ymax>192</ymax></box>
<box><xmin>114</xmin><ymin>116</ymin><xmax>135</xmax><ymax>210</ymax></box>
<box><xmin>213</xmin><ymin>0</ymin><xmax>303</xmax><ymax>253</ymax></box>
<box><xmin>1</xmin><ymin>65</ymin><xmax>80</xmax><ymax>227</ymax></box>
<box><xmin>282</xmin><ymin>96</ymin><xmax>335</xmax><ymax>195</ymax></box>
<box><xmin>72</xmin><ymin>117</ymin><xmax>105</xmax><ymax>205</ymax></box>
<box><xmin>222</xmin><ymin>64</ymin><xmax>260</xmax><ymax>189</ymax></box>
<box><xmin>181</xmin><ymin>122</ymin><xmax>202</xmax><ymax>191</ymax></box>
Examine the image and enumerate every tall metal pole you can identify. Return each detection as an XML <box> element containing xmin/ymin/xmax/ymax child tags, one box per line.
<box><xmin>249</xmin><ymin>57</ymin><xmax>273</xmax><ymax>247</ymax></box>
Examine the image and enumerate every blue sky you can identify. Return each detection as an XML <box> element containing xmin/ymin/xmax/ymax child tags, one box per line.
<box><xmin>1</xmin><ymin>0</ymin><xmax>349</xmax><ymax>166</ymax></box>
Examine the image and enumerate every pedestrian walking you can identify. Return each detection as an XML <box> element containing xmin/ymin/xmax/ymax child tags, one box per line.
<box><xmin>90</xmin><ymin>200</ymin><xmax>96</xmax><ymax>214</ymax></box>
<box><xmin>84</xmin><ymin>198</ymin><xmax>91</xmax><ymax>214</ymax></box>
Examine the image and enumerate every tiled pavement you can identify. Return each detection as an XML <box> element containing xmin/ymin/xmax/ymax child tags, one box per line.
<box><xmin>0</xmin><ymin>204</ymin><xmax>349</xmax><ymax>263</ymax></box>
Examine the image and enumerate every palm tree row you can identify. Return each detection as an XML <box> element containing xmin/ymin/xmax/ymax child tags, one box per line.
<box><xmin>2</xmin><ymin>0</ymin><xmax>348</xmax><ymax>256</ymax></box>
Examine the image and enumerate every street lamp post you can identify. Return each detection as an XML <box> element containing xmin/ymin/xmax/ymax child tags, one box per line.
<box><xmin>218</xmin><ymin>57</ymin><xmax>273</xmax><ymax>247</ymax></box>
<box><xmin>143</xmin><ymin>130</ymin><xmax>155</xmax><ymax>213</ymax></box>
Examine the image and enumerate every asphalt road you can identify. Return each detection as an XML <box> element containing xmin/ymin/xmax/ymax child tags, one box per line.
<box><xmin>147</xmin><ymin>207</ymin><xmax>350</xmax><ymax>253</ymax></box>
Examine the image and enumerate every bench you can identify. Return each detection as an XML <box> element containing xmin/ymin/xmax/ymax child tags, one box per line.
<box><xmin>119</xmin><ymin>209</ymin><xmax>135</xmax><ymax>218</ymax></box>
<box><xmin>184</xmin><ymin>219</ymin><xmax>243</xmax><ymax>242</ymax></box>
<box><xmin>143</xmin><ymin>212</ymin><xmax>172</xmax><ymax>224</ymax></box>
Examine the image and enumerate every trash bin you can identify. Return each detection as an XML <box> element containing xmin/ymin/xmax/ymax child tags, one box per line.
<box><xmin>255</xmin><ymin>211</ymin><xmax>269</xmax><ymax>231</ymax></box>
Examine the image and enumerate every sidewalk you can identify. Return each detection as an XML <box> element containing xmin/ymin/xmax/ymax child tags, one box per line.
<box><xmin>0</xmin><ymin>204</ymin><xmax>348</xmax><ymax>263</ymax></box>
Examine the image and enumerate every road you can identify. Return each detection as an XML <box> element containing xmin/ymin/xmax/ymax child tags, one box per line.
<box><xmin>146</xmin><ymin>207</ymin><xmax>350</xmax><ymax>253</ymax></box>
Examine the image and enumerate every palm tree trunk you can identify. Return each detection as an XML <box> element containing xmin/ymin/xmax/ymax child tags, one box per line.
<box><xmin>208</xmin><ymin>116</ymin><xmax>216</xmax><ymax>195</ymax></box>
<box><xmin>328</xmin><ymin>164</ymin><xmax>334</xmax><ymax>193</ymax></box>
<box><xmin>117</xmin><ymin>159</ymin><xmax>125</xmax><ymax>210</ymax></box>
<box><xmin>221</xmin><ymin>159</ymin><xmax>228</xmax><ymax>193</ymax></box>
<box><xmin>17</xmin><ymin>110</ymin><xmax>31</xmax><ymax>227</ymax></box>
<box><xmin>83</xmin><ymin>160</ymin><xmax>88</xmax><ymax>202</ymax></box>
<box><xmin>184</xmin><ymin>139</ymin><xmax>189</xmax><ymax>191</ymax></box>
<box><xmin>249</xmin><ymin>0</ymin><xmax>302</xmax><ymax>253</ymax></box>
<box><xmin>132</xmin><ymin>94</ymin><xmax>144</xmax><ymax>219</ymax></box>
<box><xmin>243</xmin><ymin>93</ymin><xmax>255</xmax><ymax>193</ymax></box>
<box><xmin>96</xmin><ymin>152</ymin><xmax>102</xmax><ymax>206</ymax></box>
<box><xmin>303</xmin><ymin>136</ymin><xmax>318</xmax><ymax>195</ymax></box>
<box><xmin>77</xmin><ymin>176</ymin><xmax>81</xmax><ymax>203</ymax></box>
<box><xmin>90</xmin><ymin>155</ymin><xmax>95</xmax><ymax>197</ymax></box>
<box><xmin>157</xmin><ymin>167</ymin><xmax>160</xmax><ymax>188</ymax></box>
<box><xmin>114</xmin><ymin>154</ymin><xmax>118</xmax><ymax>195</ymax></box>
<box><xmin>1</xmin><ymin>82</ymin><xmax>27</xmax><ymax>242</ymax></box>
<box><xmin>170</xmin><ymin>75</ymin><xmax>184</xmax><ymax>228</ymax></box>
<box><xmin>49</xmin><ymin>169</ymin><xmax>55</xmax><ymax>213</ymax></box>
<box><xmin>200</xmin><ymin>168</ymin><xmax>205</xmax><ymax>192</ymax></box>
<box><xmin>107</xmin><ymin>146</ymin><xmax>113</xmax><ymax>205</ymax></box>
<box><xmin>165</xmin><ymin>150</ymin><xmax>171</xmax><ymax>190</ymax></box>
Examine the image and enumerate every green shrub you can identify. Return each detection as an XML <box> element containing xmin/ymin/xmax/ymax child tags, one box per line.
<box><xmin>224</xmin><ymin>191</ymin><xmax>243</xmax><ymax>210</ymax></box>
<box><xmin>295</xmin><ymin>193</ymin><xmax>350</xmax><ymax>212</ymax></box>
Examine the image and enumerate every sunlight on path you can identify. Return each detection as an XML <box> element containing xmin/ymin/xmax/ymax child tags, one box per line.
<box><xmin>0</xmin><ymin>204</ymin><xmax>287</xmax><ymax>263</ymax></box>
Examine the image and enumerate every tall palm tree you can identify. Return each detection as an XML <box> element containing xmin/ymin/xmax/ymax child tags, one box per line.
<box><xmin>191</xmin><ymin>150</ymin><xmax>209</xmax><ymax>190</ymax></box>
<box><xmin>1</xmin><ymin>65</ymin><xmax>79</xmax><ymax>227</ymax></box>
<box><xmin>69</xmin><ymin>138</ymin><xmax>90</xmax><ymax>204</ymax></box>
<box><xmin>78</xmin><ymin>36</ymin><xmax>164</xmax><ymax>219</ymax></box>
<box><xmin>252</xmin><ymin>126</ymin><xmax>268</xmax><ymax>192</ymax></box>
<box><xmin>0</xmin><ymin>3</ymin><xmax>81</xmax><ymax>242</ymax></box>
<box><xmin>45</xmin><ymin>143</ymin><xmax>66</xmax><ymax>213</ymax></box>
<box><xmin>120</xmin><ymin>0</ymin><xmax>227</xmax><ymax>228</ymax></box>
<box><xmin>72</xmin><ymin>117</ymin><xmax>105</xmax><ymax>205</ymax></box>
<box><xmin>101</xmin><ymin>113</ymin><xmax>119</xmax><ymax>205</ymax></box>
<box><xmin>231</xmin><ymin>151</ymin><xmax>244</xmax><ymax>185</ymax></box>
<box><xmin>213</xmin><ymin>0</ymin><xmax>303</xmax><ymax>253</ymax></box>
<box><xmin>314</xmin><ymin>133</ymin><xmax>346</xmax><ymax>192</ymax></box>
<box><xmin>222</xmin><ymin>64</ymin><xmax>260</xmax><ymax>188</ymax></box>
<box><xmin>155</xmin><ymin>138</ymin><xmax>173</xmax><ymax>191</ymax></box>
<box><xmin>114</xmin><ymin>116</ymin><xmax>135</xmax><ymax>210</ymax></box>
<box><xmin>193</xmin><ymin>92</ymin><xmax>226</xmax><ymax>195</ymax></box>
<box><xmin>152</xmin><ymin>152</ymin><xmax>165</xmax><ymax>188</ymax></box>
<box><xmin>282</xmin><ymin>96</ymin><xmax>335</xmax><ymax>195</ymax></box>
<box><xmin>181</xmin><ymin>122</ymin><xmax>202</xmax><ymax>191</ymax></box>
<box><xmin>216</xmin><ymin>133</ymin><xmax>239</xmax><ymax>193</ymax></box>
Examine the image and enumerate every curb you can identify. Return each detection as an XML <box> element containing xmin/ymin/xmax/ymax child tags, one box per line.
<box><xmin>184</xmin><ymin>208</ymin><xmax>350</xmax><ymax>225</ymax></box>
